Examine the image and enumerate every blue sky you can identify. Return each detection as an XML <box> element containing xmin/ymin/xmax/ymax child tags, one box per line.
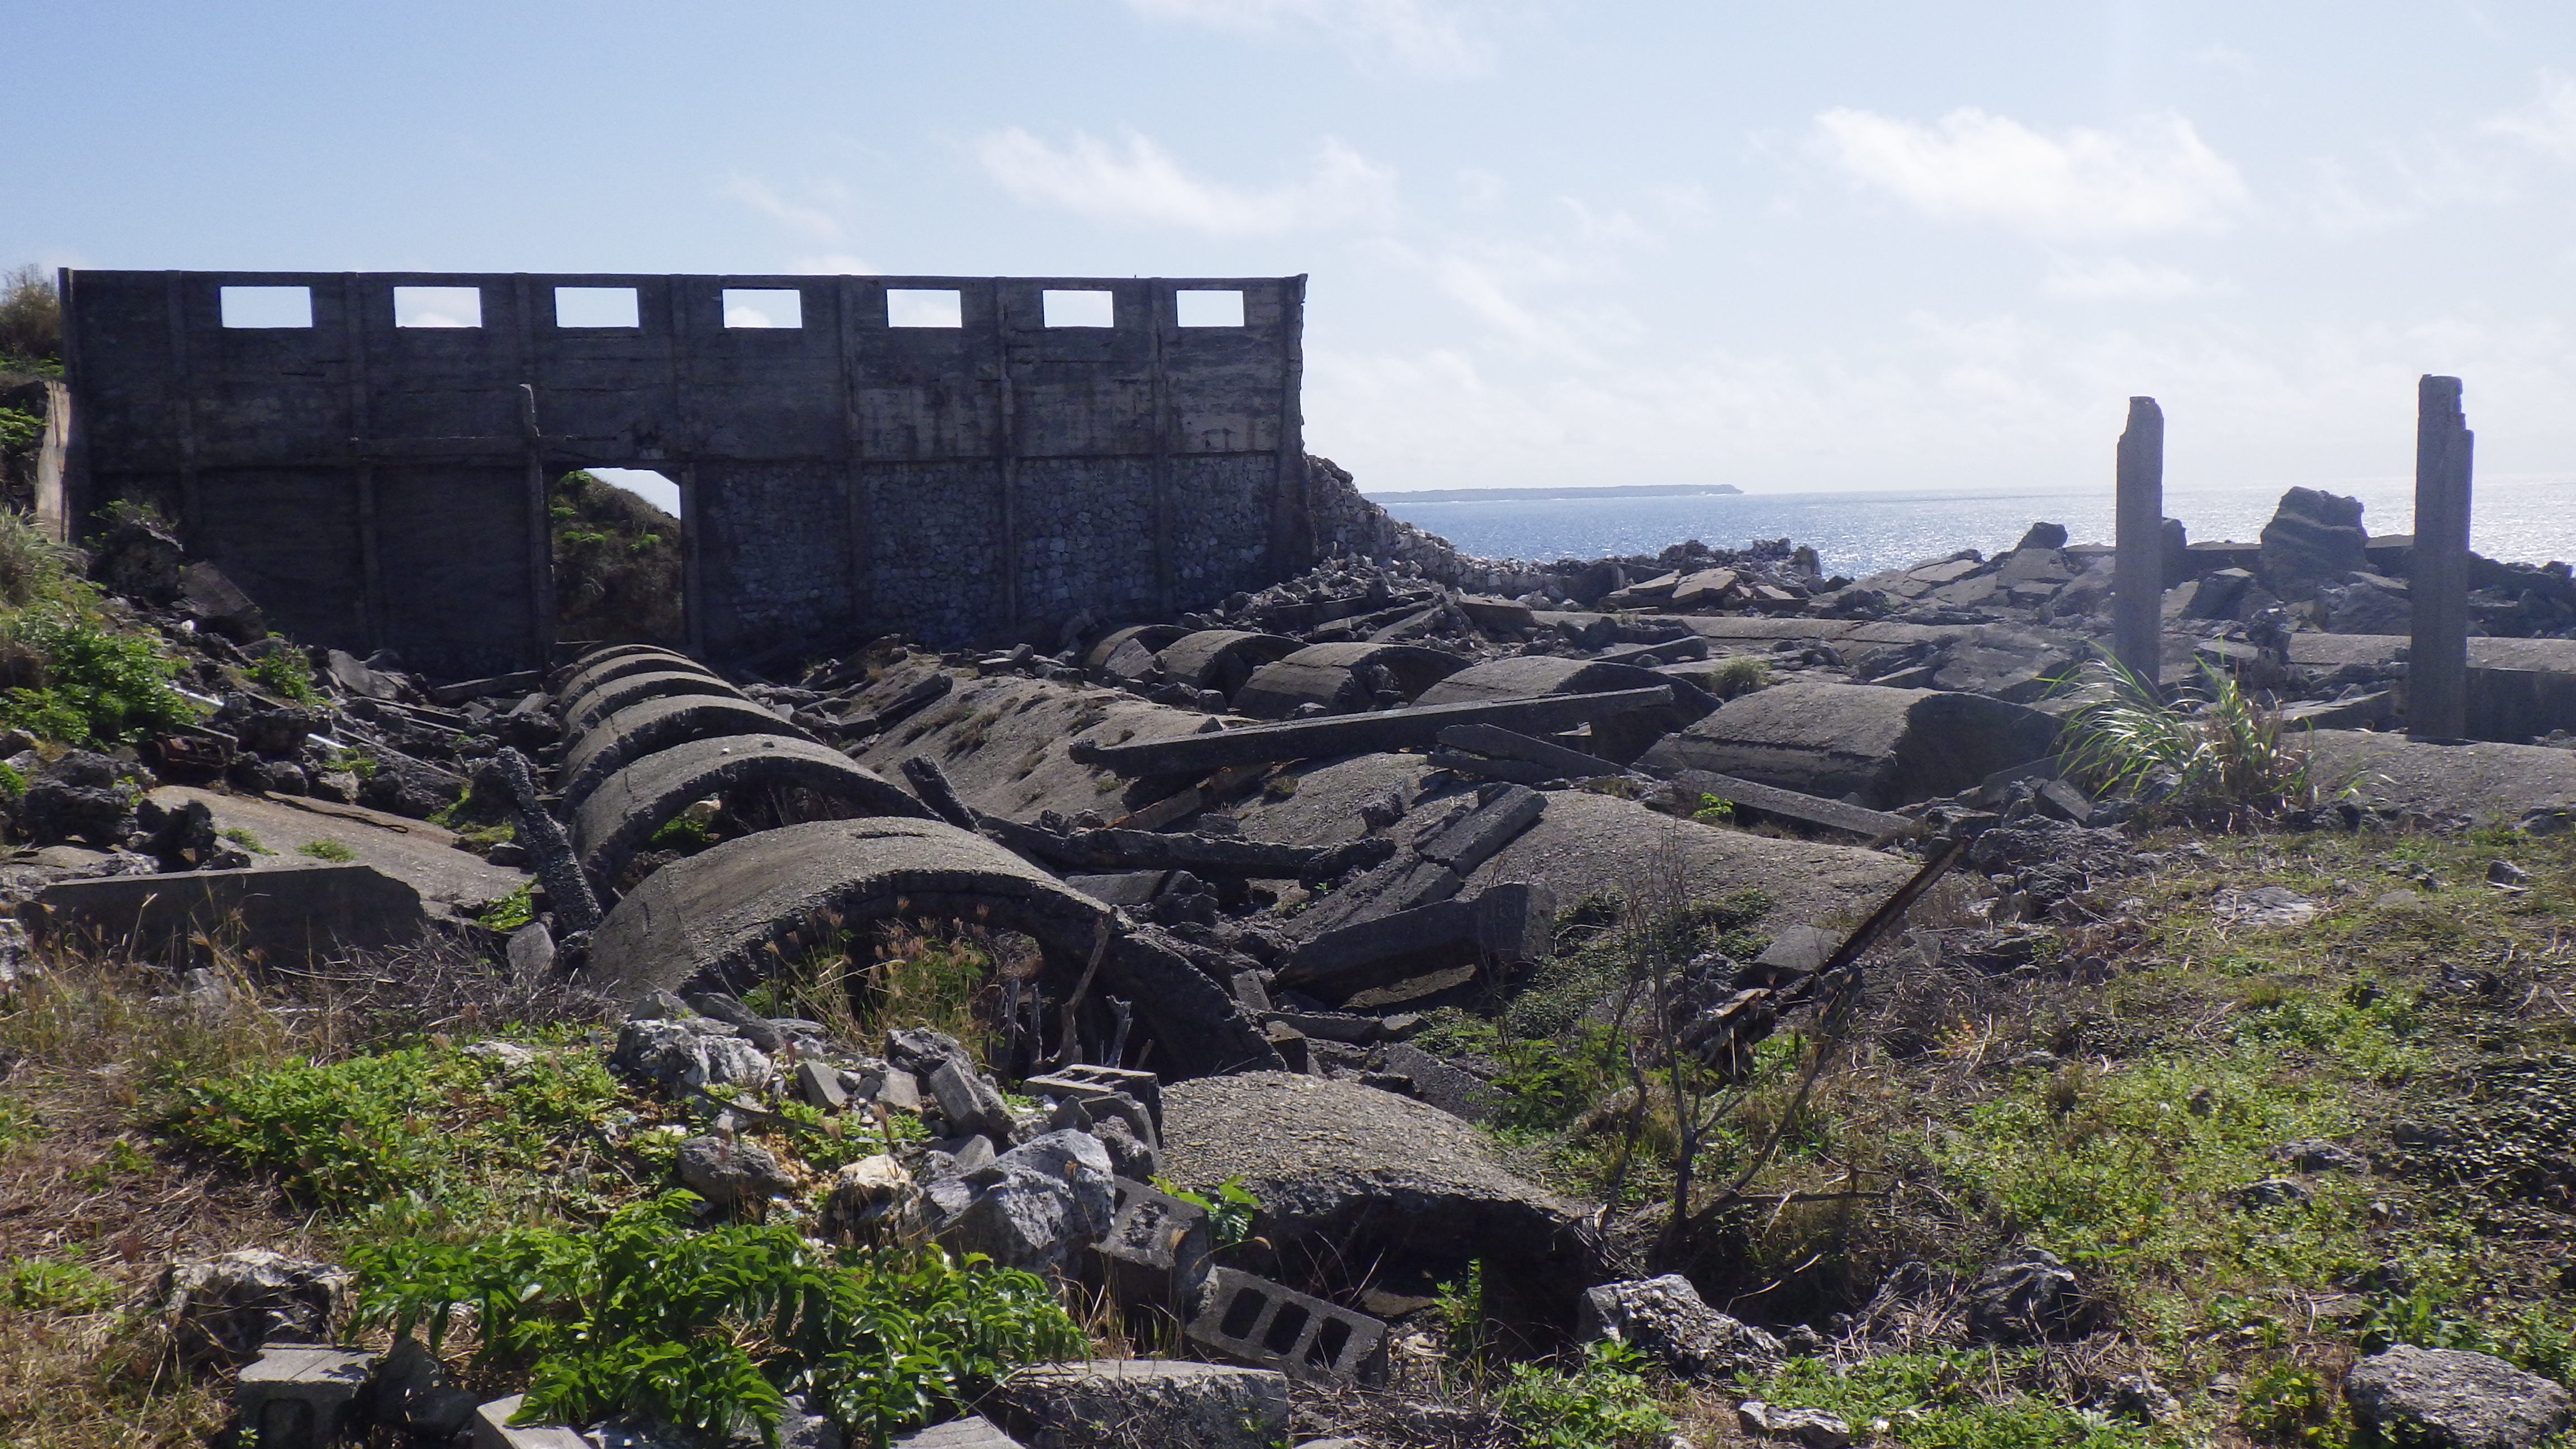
<box><xmin>12</xmin><ymin>1</ymin><xmax>2576</xmax><ymax>500</ymax></box>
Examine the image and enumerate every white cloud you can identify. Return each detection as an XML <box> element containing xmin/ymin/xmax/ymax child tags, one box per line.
<box><xmin>721</xmin><ymin>177</ymin><xmax>850</xmax><ymax>242</ymax></box>
<box><xmin>2042</xmin><ymin>257</ymin><xmax>2216</xmax><ymax>301</ymax></box>
<box><xmin>1121</xmin><ymin>0</ymin><xmax>1489</xmax><ymax>76</ymax></box>
<box><xmin>1811</xmin><ymin>107</ymin><xmax>2248</xmax><ymax>239</ymax></box>
<box><xmin>2485</xmin><ymin>70</ymin><xmax>2576</xmax><ymax>160</ymax></box>
<box><xmin>976</xmin><ymin>128</ymin><xmax>1394</xmax><ymax>234</ymax></box>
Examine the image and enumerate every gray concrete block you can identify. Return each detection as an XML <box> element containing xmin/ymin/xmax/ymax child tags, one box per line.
<box><xmin>891</xmin><ymin>1417</ymin><xmax>1026</xmax><ymax>1448</ymax></box>
<box><xmin>234</xmin><ymin>1346</ymin><xmax>376</xmax><ymax>1448</ymax></box>
<box><xmin>1187</xmin><ymin>1267</ymin><xmax>1389</xmax><ymax>1386</ymax></box>
<box><xmin>985</xmin><ymin>1359</ymin><xmax>1290</xmax><ymax>1449</ymax></box>
<box><xmin>471</xmin><ymin>1395</ymin><xmax>593</xmax><ymax>1449</ymax></box>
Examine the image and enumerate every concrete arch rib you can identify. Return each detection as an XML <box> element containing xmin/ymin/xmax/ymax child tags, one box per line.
<box><xmin>560</xmin><ymin>696</ymin><xmax>815</xmax><ymax>814</ymax></box>
<box><xmin>572</xmin><ymin>733</ymin><xmax>936</xmax><ymax>896</ymax></box>
<box><xmin>585</xmin><ymin>818</ymin><xmax>1277</xmax><ymax>1078</ymax></box>
<box><xmin>552</xmin><ymin>644</ymin><xmax>697</xmax><ymax>695</ymax></box>
<box><xmin>564</xmin><ymin>671</ymin><xmax>744</xmax><ymax>734</ymax></box>
<box><xmin>559</xmin><ymin>654</ymin><xmax>721</xmax><ymax>721</ymax></box>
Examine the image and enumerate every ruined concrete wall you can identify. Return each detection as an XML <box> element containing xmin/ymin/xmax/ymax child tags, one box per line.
<box><xmin>62</xmin><ymin>271</ymin><xmax>1308</xmax><ymax>674</ymax></box>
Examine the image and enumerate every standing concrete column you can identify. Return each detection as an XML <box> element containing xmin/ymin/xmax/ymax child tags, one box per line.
<box><xmin>2410</xmin><ymin>375</ymin><xmax>2473</xmax><ymax>740</ymax></box>
<box><xmin>2113</xmin><ymin>396</ymin><xmax>2166</xmax><ymax>686</ymax></box>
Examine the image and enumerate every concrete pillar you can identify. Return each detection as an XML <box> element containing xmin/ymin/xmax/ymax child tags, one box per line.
<box><xmin>2113</xmin><ymin>396</ymin><xmax>2165</xmax><ymax>686</ymax></box>
<box><xmin>2410</xmin><ymin>375</ymin><xmax>2473</xmax><ymax>740</ymax></box>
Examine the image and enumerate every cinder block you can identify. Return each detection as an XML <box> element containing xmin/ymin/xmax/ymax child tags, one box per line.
<box><xmin>1024</xmin><ymin>1063</ymin><xmax>1163</xmax><ymax>1130</ymax></box>
<box><xmin>233</xmin><ymin>1346</ymin><xmax>376</xmax><ymax>1448</ymax></box>
<box><xmin>1094</xmin><ymin>1177</ymin><xmax>1213</xmax><ymax>1315</ymax></box>
<box><xmin>1186</xmin><ymin>1266</ymin><xmax>1388</xmax><ymax>1386</ymax></box>
<box><xmin>891</xmin><ymin>1415</ymin><xmax>1027</xmax><ymax>1447</ymax></box>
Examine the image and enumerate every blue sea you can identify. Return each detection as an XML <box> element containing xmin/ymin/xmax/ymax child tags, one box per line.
<box><xmin>1367</xmin><ymin>476</ymin><xmax>2576</xmax><ymax>578</ymax></box>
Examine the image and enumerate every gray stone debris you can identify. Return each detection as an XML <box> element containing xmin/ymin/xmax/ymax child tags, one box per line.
<box><xmin>373</xmin><ymin>1335</ymin><xmax>482</xmax><ymax>1443</ymax></box>
<box><xmin>2277</xmin><ymin>1138</ymin><xmax>2369</xmax><ymax>1174</ymax></box>
<box><xmin>610</xmin><ymin>1017</ymin><xmax>776</xmax><ymax>1096</ymax></box>
<box><xmin>1962</xmin><ymin>1248</ymin><xmax>2092</xmax><ymax>1345</ymax></box>
<box><xmin>471</xmin><ymin>1394</ymin><xmax>593</xmax><ymax>1448</ymax></box>
<box><xmin>675</xmin><ymin>1135</ymin><xmax>796</xmax><ymax>1209</ymax></box>
<box><xmin>983</xmin><ymin>1359</ymin><xmax>1291</xmax><ymax>1449</ymax></box>
<box><xmin>159</xmin><ymin>1248</ymin><xmax>351</xmax><ymax>1370</ymax></box>
<box><xmin>233</xmin><ymin>1344</ymin><xmax>376</xmax><ymax>1449</ymax></box>
<box><xmin>890</xmin><ymin>1418</ymin><xmax>1027</xmax><ymax>1447</ymax></box>
<box><xmin>927</xmin><ymin>1129</ymin><xmax>1116</xmax><ymax>1275</ymax></box>
<box><xmin>2343</xmin><ymin>1344</ymin><xmax>2573</xmax><ymax>1449</ymax></box>
<box><xmin>1736</xmin><ymin>1400</ymin><xmax>1854</xmax><ymax>1448</ymax></box>
<box><xmin>1577</xmin><ymin>1274</ymin><xmax>1786</xmax><ymax>1379</ymax></box>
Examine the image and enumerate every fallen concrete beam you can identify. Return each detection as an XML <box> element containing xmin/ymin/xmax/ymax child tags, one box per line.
<box><xmin>429</xmin><ymin>670</ymin><xmax>543</xmax><ymax>706</ymax></box>
<box><xmin>1654</xmin><ymin>767</ymin><xmax>1915</xmax><ymax>841</ymax></box>
<box><xmin>25</xmin><ymin>863</ymin><xmax>427</xmax><ymax>964</ymax></box>
<box><xmin>1071</xmin><ymin>686</ymin><xmax>1674</xmax><ymax>775</ymax></box>
<box><xmin>1436</xmin><ymin>722</ymin><xmax>1623</xmax><ymax>779</ymax></box>
<box><xmin>1278</xmin><ymin>882</ymin><xmax>1555</xmax><ymax>996</ymax></box>
<box><xmin>980</xmin><ymin>818</ymin><xmax>1339</xmax><ymax>877</ymax></box>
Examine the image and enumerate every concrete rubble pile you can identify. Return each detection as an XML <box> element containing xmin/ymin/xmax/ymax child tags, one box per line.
<box><xmin>22</xmin><ymin>463</ymin><xmax>2576</xmax><ymax>1447</ymax></box>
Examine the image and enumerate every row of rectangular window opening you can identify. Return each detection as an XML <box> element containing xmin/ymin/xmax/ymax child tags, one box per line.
<box><xmin>217</xmin><ymin>285</ymin><xmax>1247</xmax><ymax>332</ymax></box>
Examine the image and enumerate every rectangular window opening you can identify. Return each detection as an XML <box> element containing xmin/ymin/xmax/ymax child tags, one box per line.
<box><xmin>1176</xmin><ymin>289</ymin><xmax>1244</xmax><ymax>328</ymax></box>
<box><xmin>886</xmin><ymin>288</ymin><xmax>963</xmax><ymax>328</ymax></box>
<box><xmin>555</xmin><ymin>286</ymin><xmax>640</xmax><ymax>328</ymax></box>
<box><xmin>1041</xmin><ymin>288</ymin><xmax>1115</xmax><ymax>328</ymax></box>
<box><xmin>722</xmin><ymin>288</ymin><xmax>803</xmax><ymax>329</ymax></box>
<box><xmin>394</xmin><ymin>286</ymin><xmax>484</xmax><ymax>329</ymax></box>
<box><xmin>220</xmin><ymin>286</ymin><xmax>313</xmax><ymax>329</ymax></box>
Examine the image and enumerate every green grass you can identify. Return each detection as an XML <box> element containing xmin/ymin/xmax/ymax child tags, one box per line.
<box><xmin>248</xmin><ymin>649</ymin><xmax>318</xmax><ymax>705</ymax></box>
<box><xmin>219</xmin><ymin>826</ymin><xmax>269</xmax><ymax>854</ymax></box>
<box><xmin>296</xmin><ymin>838</ymin><xmax>357</xmax><ymax>862</ymax></box>
<box><xmin>167</xmin><ymin>1041</ymin><xmax>624</xmax><ymax>1221</ymax></box>
<box><xmin>0</xmin><ymin>1256</ymin><xmax>117</xmax><ymax>1314</ymax></box>
<box><xmin>1746</xmin><ymin>1351</ymin><xmax>2161</xmax><ymax>1448</ymax></box>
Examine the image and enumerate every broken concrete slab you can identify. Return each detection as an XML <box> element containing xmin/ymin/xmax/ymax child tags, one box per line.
<box><xmin>984</xmin><ymin>1360</ymin><xmax>1289</xmax><ymax>1449</ymax></box>
<box><xmin>1278</xmin><ymin>882</ymin><xmax>1555</xmax><ymax>997</ymax></box>
<box><xmin>1436</xmin><ymin>722</ymin><xmax>1625</xmax><ymax>779</ymax></box>
<box><xmin>234</xmin><ymin>1345</ymin><xmax>376</xmax><ymax>1449</ymax></box>
<box><xmin>559</xmin><ymin>695</ymin><xmax>816</xmax><ymax>812</ymax></box>
<box><xmin>571</xmin><ymin>732</ymin><xmax>934</xmax><ymax>893</ymax></box>
<box><xmin>1072</xmin><ymin>686</ymin><xmax>1675</xmax><ymax>775</ymax></box>
<box><xmin>2305</xmin><ymin>730</ymin><xmax>2576</xmax><ymax>825</ymax></box>
<box><xmin>586</xmin><ymin>817</ymin><xmax>1274</xmax><ymax>1077</ymax></box>
<box><xmin>1232</xmin><ymin>642</ymin><xmax>1473</xmax><ymax>718</ymax></box>
<box><xmin>27</xmin><ymin>863</ymin><xmax>427</xmax><ymax>964</ymax></box>
<box><xmin>1412</xmin><ymin>785</ymin><xmax>1546</xmax><ymax>873</ymax></box>
<box><xmin>1639</xmin><ymin>682</ymin><xmax>2060</xmax><ymax>809</ymax></box>
<box><xmin>146</xmin><ymin>785</ymin><xmax>527</xmax><ymax>915</ymax></box>
<box><xmin>1412</xmin><ymin>655</ymin><xmax>1671</xmax><ymax>708</ymax></box>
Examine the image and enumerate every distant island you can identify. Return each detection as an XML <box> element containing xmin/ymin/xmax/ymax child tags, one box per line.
<box><xmin>1363</xmin><ymin>483</ymin><xmax>1744</xmax><ymax>503</ymax></box>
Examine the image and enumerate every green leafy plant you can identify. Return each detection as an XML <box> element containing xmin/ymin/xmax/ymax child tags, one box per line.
<box><xmin>1710</xmin><ymin>654</ymin><xmax>1772</xmax><ymax>698</ymax></box>
<box><xmin>479</xmin><ymin>882</ymin><xmax>538</xmax><ymax>932</ymax></box>
<box><xmin>2238</xmin><ymin>1360</ymin><xmax>2342</xmax><ymax>1446</ymax></box>
<box><xmin>1496</xmin><ymin>1339</ymin><xmax>1673</xmax><ymax>1449</ymax></box>
<box><xmin>1434</xmin><ymin>1258</ymin><xmax>1491</xmax><ymax>1372</ymax></box>
<box><xmin>647</xmin><ymin>813</ymin><xmax>716</xmax><ymax>851</ymax></box>
<box><xmin>1690</xmin><ymin>792</ymin><xmax>1735</xmax><ymax>825</ymax></box>
<box><xmin>249</xmin><ymin>649</ymin><xmax>319</xmax><ymax>705</ymax></box>
<box><xmin>0</xmin><ymin>612</ymin><xmax>201</xmax><ymax>747</ymax></box>
<box><xmin>0</xmin><ymin>1254</ymin><xmax>117</xmax><ymax>1314</ymax></box>
<box><xmin>1149</xmin><ymin>1175</ymin><xmax>1261</xmax><ymax>1248</ymax></box>
<box><xmin>297</xmin><ymin>839</ymin><xmax>357</xmax><ymax>862</ymax></box>
<box><xmin>350</xmin><ymin>1193</ymin><xmax>1082</xmax><ymax>1446</ymax></box>
<box><xmin>1744</xmin><ymin>1350</ymin><xmax>2155</xmax><ymax>1449</ymax></box>
<box><xmin>219</xmin><ymin>826</ymin><xmax>269</xmax><ymax>854</ymax></box>
<box><xmin>0</xmin><ymin>406</ymin><xmax>39</xmax><ymax>455</ymax></box>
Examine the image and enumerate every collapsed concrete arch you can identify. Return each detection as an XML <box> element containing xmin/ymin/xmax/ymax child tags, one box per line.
<box><xmin>571</xmin><ymin>733</ymin><xmax>934</xmax><ymax>896</ymax></box>
<box><xmin>1233</xmin><ymin>641</ymin><xmax>1471</xmax><ymax>718</ymax></box>
<box><xmin>562</xmin><ymin>670</ymin><xmax>744</xmax><ymax>733</ymax></box>
<box><xmin>560</xmin><ymin>695</ymin><xmax>814</xmax><ymax>812</ymax></box>
<box><xmin>553</xmin><ymin>643</ymin><xmax>696</xmax><ymax>695</ymax></box>
<box><xmin>1153</xmin><ymin>629</ymin><xmax>1300</xmax><ymax>695</ymax></box>
<box><xmin>556</xmin><ymin>649</ymin><xmax>714</xmax><ymax>714</ymax></box>
<box><xmin>585</xmin><ymin>817</ymin><xmax>1278</xmax><ymax>1078</ymax></box>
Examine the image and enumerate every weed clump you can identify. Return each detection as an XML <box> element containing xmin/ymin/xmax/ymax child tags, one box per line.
<box><xmin>2059</xmin><ymin>659</ymin><xmax>2327</xmax><ymax>824</ymax></box>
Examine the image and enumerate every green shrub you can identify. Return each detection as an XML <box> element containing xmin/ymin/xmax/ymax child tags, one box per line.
<box><xmin>0</xmin><ymin>612</ymin><xmax>201</xmax><ymax>747</ymax></box>
<box><xmin>0</xmin><ymin>406</ymin><xmax>39</xmax><ymax>455</ymax></box>
<box><xmin>1690</xmin><ymin>793</ymin><xmax>1735</xmax><ymax>825</ymax></box>
<box><xmin>250</xmin><ymin>650</ymin><xmax>319</xmax><ymax>705</ymax></box>
<box><xmin>1711</xmin><ymin>654</ymin><xmax>1771</xmax><ymax>698</ymax></box>
<box><xmin>2237</xmin><ymin>1359</ymin><xmax>2341</xmax><ymax>1446</ymax></box>
<box><xmin>0</xmin><ymin>1254</ymin><xmax>117</xmax><ymax>1314</ymax></box>
<box><xmin>2060</xmin><ymin>658</ymin><xmax>2327</xmax><ymax>822</ymax></box>
<box><xmin>297</xmin><ymin>839</ymin><xmax>357</xmax><ymax>862</ymax></box>
<box><xmin>647</xmin><ymin>813</ymin><xmax>716</xmax><ymax>852</ymax></box>
<box><xmin>351</xmin><ymin>1193</ymin><xmax>1082</xmax><ymax>1446</ymax></box>
<box><xmin>1147</xmin><ymin>1176</ymin><xmax>1260</xmax><ymax>1248</ymax></box>
<box><xmin>0</xmin><ymin>265</ymin><xmax>61</xmax><ymax>364</ymax></box>
<box><xmin>169</xmin><ymin>1042</ymin><xmax>622</xmax><ymax>1215</ymax></box>
<box><xmin>479</xmin><ymin>882</ymin><xmax>537</xmax><ymax>932</ymax></box>
<box><xmin>1496</xmin><ymin>1340</ymin><xmax>1673</xmax><ymax>1449</ymax></box>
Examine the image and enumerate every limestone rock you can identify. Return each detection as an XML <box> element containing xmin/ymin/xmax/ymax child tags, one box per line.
<box><xmin>928</xmin><ymin>1129</ymin><xmax>1116</xmax><ymax>1274</ymax></box>
<box><xmin>158</xmin><ymin>1248</ymin><xmax>350</xmax><ymax>1370</ymax></box>
<box><xmin>675</xmin><ymin>1136</ymin><xmax>795</xmax><ymax>1208</ymax></box>
<box><xmin>2259</xmin><ymin>486</ymin><xmax>2370</xmax><ymax>602</ymax></box>
<box><xmin>984</xmin><ymin>1359</ymin><xmax>1290</xmax><ymax>1449</ymax></box>
<box><xmin>1577</xmin><ymin>1273</ymin><xmax>1784</xmax><ymax>1379</ymax></box>
<box><xmin>1962</xmin><ymin>1248</ymin><xmax>2092</xmax><ymax>1344</ymax></box>
<box><xmin>2343</xmin><ymin>1344</ymin><xmax>2573</xmax><ymax>1449</ymax></box>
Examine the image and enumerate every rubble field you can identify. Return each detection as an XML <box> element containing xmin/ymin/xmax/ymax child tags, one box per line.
<box><xmin>1</xmin><ymin>471</ymin><xmax>2574</xmax><ymax>1449</ymax></box>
